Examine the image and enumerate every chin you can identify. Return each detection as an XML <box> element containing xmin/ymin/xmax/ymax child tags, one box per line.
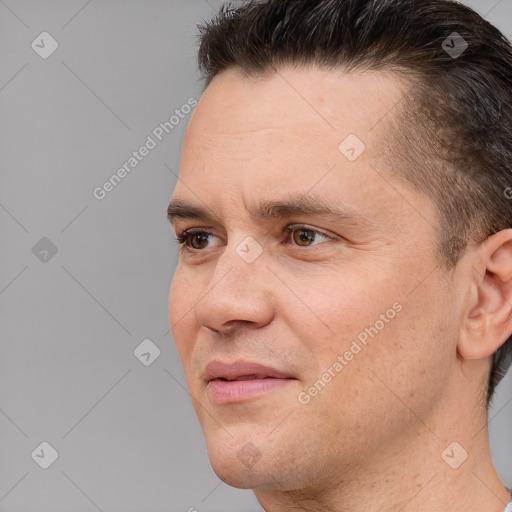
<box><xmin>211</xmin><ymin>462</ymin><xmax>261</xmax><ymax>489</ymax></box>
<box><xmin>202</xmin><ymin>428</ymin><xmax>274</xmax><ymax>489</ymax></box>
<box><xmin>208</xmin><ymin>446</ymin><xmax>322</xmax><ymax>494</ymax></box>
<box><xmin>207</xmin><ymin>446</ymin><xmax>266</xmax><ymax>488</ymax></box>
<box><xmin>204</xmin><ymin>428</ymin><xmax>314</xmax><ymax>493</ymax></box>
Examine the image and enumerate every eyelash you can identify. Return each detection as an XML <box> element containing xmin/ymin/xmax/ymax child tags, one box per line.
<box><xmin>174</xmin><ymin>224</ymin><xmax>334</xmax><ymax>251</ymax></box>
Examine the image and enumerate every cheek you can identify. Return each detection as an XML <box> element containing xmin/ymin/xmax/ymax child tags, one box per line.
<box><xmin>308</xmin><ymin>270</ymin><xmax>455</xmax><ymax>413</ymax></box>
<box><xmin>286</xmin><ymin>260</ymin><xmax>449</xmax><ymax>389</ymax></box>
<box><xmin>169</xmin><ymin>270</ymin><xmax>183</xmax><ymax>325</ymax></box>
<box><xmin>169</xmin><ymin>267</ymin><xmax>199</xmax><ymax>358</ymax></box>
<box><xmin>285</xmin><ymin>267</ymin><xmax>396</xmax><ymax>359</ymax></box>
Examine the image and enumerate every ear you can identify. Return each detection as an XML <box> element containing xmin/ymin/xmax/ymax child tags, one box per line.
<box><xmin>459</xmin><ymin>229</ymin><xmax>512</xmax><ymax>360</ymax></box>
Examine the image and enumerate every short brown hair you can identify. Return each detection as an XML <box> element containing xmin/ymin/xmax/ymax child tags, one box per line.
<box><xmin>196</xmin><ymin>0</ymin><xmax>512</xmax><ymax>402</ymax></box>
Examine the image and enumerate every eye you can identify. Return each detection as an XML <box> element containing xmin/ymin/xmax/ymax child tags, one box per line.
<box><xmin>175</xmin><ymin>229</ymin><xmax>219</xmax><ymax>250</ymax></box>
<box><xmin>285</xmin><ymin>225</ymin><xmax>333</xmax><ymax>247</ymax></box>
<box><xmin>175</xmin><ymin>224</ymin><xmax>335</xmax><ymax>253</ymax></box>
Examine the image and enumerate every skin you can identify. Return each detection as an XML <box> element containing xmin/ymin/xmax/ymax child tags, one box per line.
<box><xmin>168</xmin><ymin>66</ymin><xmax>512</xmax><ymax>512</ymax></box>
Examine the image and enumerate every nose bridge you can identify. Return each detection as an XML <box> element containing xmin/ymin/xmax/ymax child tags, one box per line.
<box><xmin>194</xmin><ymin>235</ymin><xmax>272</xmax><ymax>330</ymax></box>
<box><xmin>209</xmin><ymin>234</ymin><xmax>266</xmax><ymax>300</ymax></box>
<box><xmin>214</xmin><ymin>230</ymin><xmax>266</xmax><ymax>280</ymax></box>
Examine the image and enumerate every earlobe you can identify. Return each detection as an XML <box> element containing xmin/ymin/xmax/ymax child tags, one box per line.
<box><xmin>458</xmin><ymin>230</ymin><xmax>512</xmax><ymax>361</ymax></box>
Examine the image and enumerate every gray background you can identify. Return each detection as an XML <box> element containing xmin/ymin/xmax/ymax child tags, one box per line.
<box><xmin>0</xmin><ymin>1</ymin><xmax>510</xmax><ymax>511</ymax></box>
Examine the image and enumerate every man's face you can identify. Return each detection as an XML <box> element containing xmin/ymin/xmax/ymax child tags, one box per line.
<box><xmin>169</xmin><ymin>67</ymin><xmax>461</xmax><ymax>490</ymax></box>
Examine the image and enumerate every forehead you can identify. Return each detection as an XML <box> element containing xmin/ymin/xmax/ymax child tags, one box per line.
<box><xmin>172</xmin><ymin>66</ymin><xmax>434</xmax><ymax>229</ymax></box>
<box><xmin>178</xmin><ymin>66</ymin><xmax>408</xmax><ymax>184</ymax></box>
<box><xmin>188</xmin><ymin>66</ymin><xmax>408</xmax><ymax>137</ymax></box>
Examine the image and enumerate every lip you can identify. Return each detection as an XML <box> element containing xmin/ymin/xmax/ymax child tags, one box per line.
<box><xmin>204</xmin><ymin>360</ymin><xmax>297</xmax><ymax>404</ymax></box>
<box><xmin>204</xmin><ymin>360</ymin><xmax>292</xmax><ymax>382</ymax></box>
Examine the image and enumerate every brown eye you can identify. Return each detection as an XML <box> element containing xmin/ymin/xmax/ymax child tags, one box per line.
<box><xmin>189</xmin><ymin>232</ymin><xmax>211</xmax><ymax>249</ymax></box>
<box><xmin>292</xmin><ymin>228</ymin><xmax>317</xmax><ymax>246</ymax></box>
<box><xmin>286</xmin><ymin>226</ymin><xmax>332</xmax><ymax>247</ymax></box>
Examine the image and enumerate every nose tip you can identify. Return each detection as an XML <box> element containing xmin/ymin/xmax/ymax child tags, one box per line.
<box><xmin>201</xmin><ymin>318</ymin><xmax>256</xmax><ymax>337</ymax></box>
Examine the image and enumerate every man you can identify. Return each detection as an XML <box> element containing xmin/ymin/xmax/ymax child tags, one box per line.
<box><xmin>167</xmin><ymin>0</ymin><xmax>512</xmax><ymax>510</ymax></box>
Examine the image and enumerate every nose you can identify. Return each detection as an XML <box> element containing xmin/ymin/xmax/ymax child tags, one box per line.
<box><xmin>193</xmin><ymin>242</ymin><xmax>274</xmax><ymax>335</ymax></box>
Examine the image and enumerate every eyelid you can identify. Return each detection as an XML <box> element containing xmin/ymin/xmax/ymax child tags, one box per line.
<box><xmin>283</xmin><ymin>223</ymin><xmax>337</xmax><ymax>240</ymax></box>
<box><xmin>175</xmin><ymin>227</ymin><xmax>223</xmax><ymax>248</ymax></box>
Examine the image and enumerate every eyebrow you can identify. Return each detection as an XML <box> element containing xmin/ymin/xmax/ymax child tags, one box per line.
<box><xmin>167</xmin><ymin>193</ymin><xmax>375</xmax><ymax>231</ymax></box>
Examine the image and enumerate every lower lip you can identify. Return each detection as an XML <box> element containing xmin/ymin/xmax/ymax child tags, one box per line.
<box><xmin>207</xmin><ymin>378</ymin><xmax>296</xmax><ymax>404</ymax></box>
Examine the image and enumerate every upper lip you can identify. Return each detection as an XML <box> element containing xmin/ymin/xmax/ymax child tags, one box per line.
<box><xmin>204</xmin><ymin>360</ymin><xmax>293</xmax><ymax>382</ymax></box>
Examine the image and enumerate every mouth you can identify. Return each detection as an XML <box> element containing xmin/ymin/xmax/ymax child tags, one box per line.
<box><xmin>204</xmin><ymin>360</ymin><xmax>298</xmax><ymax>404</ymax></box>
<box><xmin>215</xmin><ymin>375</ymin><xmax>269</xmax><ymax>381</ymax></box>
